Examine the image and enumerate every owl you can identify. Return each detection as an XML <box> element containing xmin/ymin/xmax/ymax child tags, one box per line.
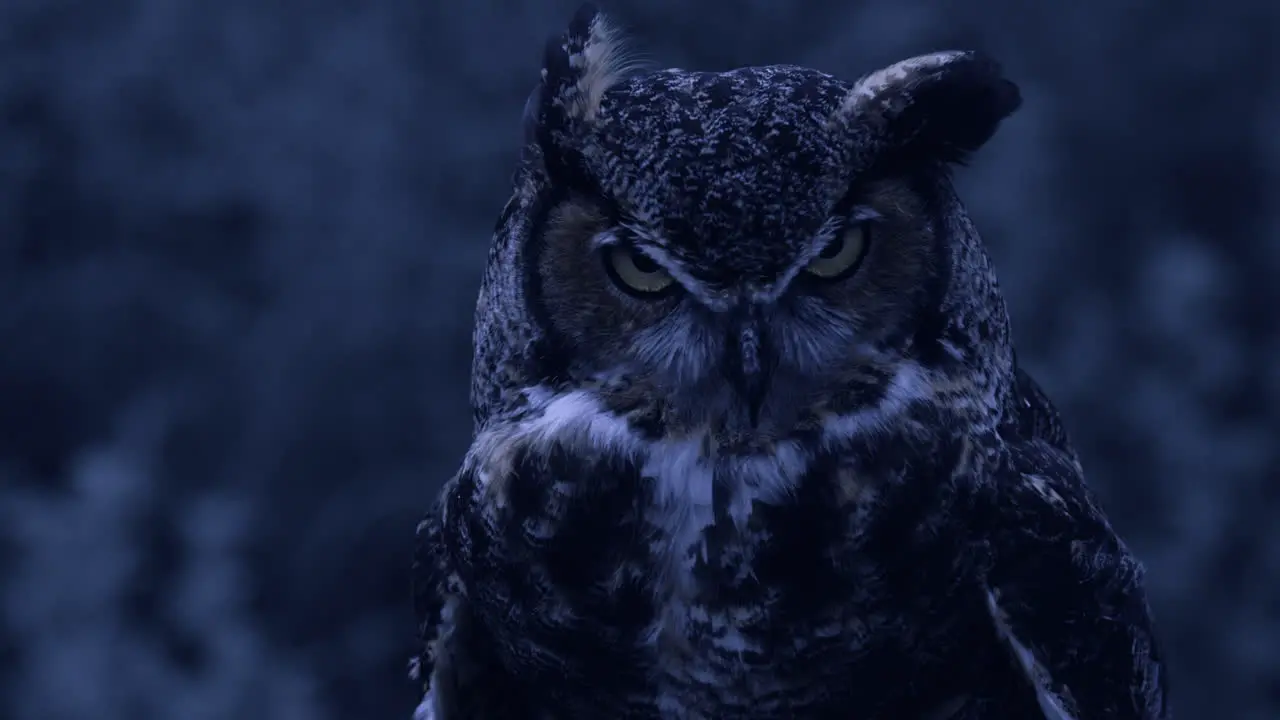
<box><xmin>411</xmin><ymin>4</ymin><xmax>1170</xmax><ymax>719</ymax></box>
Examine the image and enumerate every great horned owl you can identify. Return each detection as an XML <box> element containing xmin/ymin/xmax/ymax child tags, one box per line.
<box><xmin>412</xmin><ymin>5</ymin><xmax>1169</xmax><ymax>719</ymax></box>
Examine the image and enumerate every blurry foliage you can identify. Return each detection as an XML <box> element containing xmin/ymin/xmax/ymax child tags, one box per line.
<box><xmin>1</xmin><ymin>396</ymin><xmax>330</xmax><ymax>720</ymax></box>
<box><xmin>0</xmin><ymin>0</ymin><xmax>1277</xmax><ymax>718</ymax></box>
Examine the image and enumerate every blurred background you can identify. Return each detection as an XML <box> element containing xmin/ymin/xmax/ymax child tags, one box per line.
<box><xmin>1</xmin><ymin>1</ymin><xmax>1276</xmax><ymax>718</ymax></box>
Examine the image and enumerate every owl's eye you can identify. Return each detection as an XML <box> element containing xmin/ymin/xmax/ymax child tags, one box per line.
<box><xmin>804</xmin><ymin>222</ymin><xmax>870</xmax><ymax>280</ymax></box>
<box><xmin>604</xmin><ymin>245</ymin><xmax>676</xmax><ymax>295</ymax></box>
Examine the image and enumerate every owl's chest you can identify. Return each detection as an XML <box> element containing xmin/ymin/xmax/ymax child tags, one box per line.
<box><xmin>452</xmin><ymin>439</ymin><xmax>965</xmax><ymax>714</ymax></box>
<box><xmin>634</xmin><ymin>450</ymin><xmax>914</xmax><ymax>713</ymax></box>
<box><xmin>470</xmin><ymin>438</ymin><xmax>873</xmax><ymax>608</ymax></box>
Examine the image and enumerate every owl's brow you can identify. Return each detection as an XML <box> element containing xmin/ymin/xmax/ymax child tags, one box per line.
<box><xmin>796</xmin><ymin>206</ymin><xmax>881</xmax><ymax>267</ymax></box>
<box><xmin>599</xmin><ymin>224</ymin><xmax>731</xmax><ymax>310</ymax></box>
<box><xmin>742</xmin><ymin>206</ymin><xmax>882</xmax><ymax>304</ymax></box>
<box><xmin>588</xmin><ymin>228</ymin><xmax>623</xmax><ymax>251</ymax></box>
<box><xmin>587</xmin><ymin>219</ymin><xmax>656</xmax><ymax>249</ymax></box>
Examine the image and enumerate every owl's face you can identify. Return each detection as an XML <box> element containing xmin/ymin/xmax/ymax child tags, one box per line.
<box><xmin>534</xmin><ymin>166</ymin><xmax>942</xmax><ymax>441</ymax></box>
<box><xmin>478</xmin><ymin>6</ymin><xmax>1021</xmax><ymax>442</ymax></box>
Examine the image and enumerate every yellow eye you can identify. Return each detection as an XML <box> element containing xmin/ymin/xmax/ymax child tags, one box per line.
<box><xmin>604</xmin><ymin>245</ymin><xmax>675</xmax><ymax>295</ymax></box>
<box><xmin>805</xmin><ymin>223</ymin><xmax>869</xmax><ymax>279</ymax></box>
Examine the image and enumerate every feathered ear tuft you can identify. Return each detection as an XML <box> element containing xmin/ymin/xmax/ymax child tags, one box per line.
<box><xmin>526</xmin><ymin>4</ymin><xmax>639</xmax><ymax>183</ymax></box>
<box><xmin>532</xmin><ymin>5</ymin><xmax>636</xmax><ymax>141</ymax></box>
<box><xmin>831</xmin><ymin>51</ymin><xmax>1022</xmax><ymax>172</ymax></box>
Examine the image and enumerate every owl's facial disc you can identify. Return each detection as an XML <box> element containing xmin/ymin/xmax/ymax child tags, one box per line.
<box><xmin>533</xmin><ymin>180</ymin><xmax>940</xmax><ymax>443</ymax></box>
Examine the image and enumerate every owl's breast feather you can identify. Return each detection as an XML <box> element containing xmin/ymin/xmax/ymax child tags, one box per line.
<box><xmin>444</xmin><ymin>387</ymin><xmax>975</xmax><ymax>715</ymax></box>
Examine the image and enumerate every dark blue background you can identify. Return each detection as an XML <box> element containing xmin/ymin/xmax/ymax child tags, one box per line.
<box><xmin>1</xmin><ymin>2</ymin><xmax>1276</xmax><ymax>718</ymax></box>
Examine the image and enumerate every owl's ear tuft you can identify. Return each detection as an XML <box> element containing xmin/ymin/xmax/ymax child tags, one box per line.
<box><xmin>529</xmin><ymin>4</ymin><xmax>638</xmax><ymax>184</ymax></box>
<box><xmin>535</xmin><ymin>5</ymin><xmax>635</xmax><ymax>135</ymax></box>
<box><xmin>832</xmin><ymin>51</ymin><xmax>1021</xmax><ymax>172</ymax></box>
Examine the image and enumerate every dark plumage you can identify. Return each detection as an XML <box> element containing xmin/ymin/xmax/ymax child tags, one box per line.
<box><xmin>411</xmin><ymin>5</ymin><xmax>1168</xmax><ymax>718</ymax></box>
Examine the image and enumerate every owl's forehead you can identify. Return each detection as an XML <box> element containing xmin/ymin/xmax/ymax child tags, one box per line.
<box><xmin>583</xmin><ymin>66</ymin><xmax>856</xmax><ymax>287</ymax></box>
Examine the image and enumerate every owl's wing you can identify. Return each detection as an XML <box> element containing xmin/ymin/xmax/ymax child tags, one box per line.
<box><xmin>1011</xmin><ymin>365</ymin><xmax>1075</xmax><ymax>458</ymax></box>
<box><xmin>410</xmin><ymin>496</ymin><xmax>449</xmax><ymax>693</ymax></box>
<box><xmin>409</xmin><ymin>474</ymin><xmax>532</xmax><ymax>720</ymax></box>
<box><xmin>979</xmin><ymin>439</ymin><xmax>1169</xmax><ymax>720</ymax></box>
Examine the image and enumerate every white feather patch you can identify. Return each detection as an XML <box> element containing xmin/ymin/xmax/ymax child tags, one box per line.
<box><xmin>836</xmin><ymin>51</ymin><xmax>970</xmax><ymax>118</ymax></box>
<box><xmin>412</xmin><ymin>688</ymin><xmax>436</xmax><ymax>720</ymax></box>
<box><xmin>820</xmin><ymin>361</ymin><xmax>935</xmax><ymax>446</ymax></box>
<box><xmin>985</xmin><ymin>588</ymin><xmax>1078</xmax><ymax>720</ymax></box>
<box><xmin>562</xmin><ymin>11</ymin><xmax>642</xmax><ymax>123</ymax></box>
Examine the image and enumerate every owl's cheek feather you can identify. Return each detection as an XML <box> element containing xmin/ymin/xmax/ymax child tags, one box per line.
<box><xmin>466</xmin><ymin>358</ymin><xmax>938</xmax><ymax>487</ymax></box>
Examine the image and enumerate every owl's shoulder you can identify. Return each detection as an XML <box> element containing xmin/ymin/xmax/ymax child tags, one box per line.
<box><xmin>1005</xmin><ymin>364</ymin><xmax>1076</xmax><ymax>457</ymax></box>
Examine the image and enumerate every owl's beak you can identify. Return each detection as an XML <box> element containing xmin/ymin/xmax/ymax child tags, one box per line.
<box><xmin>724</xmin><ymin>320</ymin><xmax>772</xmax><ymax>428</ymax></box>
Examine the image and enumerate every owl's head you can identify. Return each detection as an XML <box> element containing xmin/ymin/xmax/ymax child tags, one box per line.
<box><xmin>472</xmin><ymin>4</ymin><xmax>1022</xmax><ymax>445</ymax></box>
